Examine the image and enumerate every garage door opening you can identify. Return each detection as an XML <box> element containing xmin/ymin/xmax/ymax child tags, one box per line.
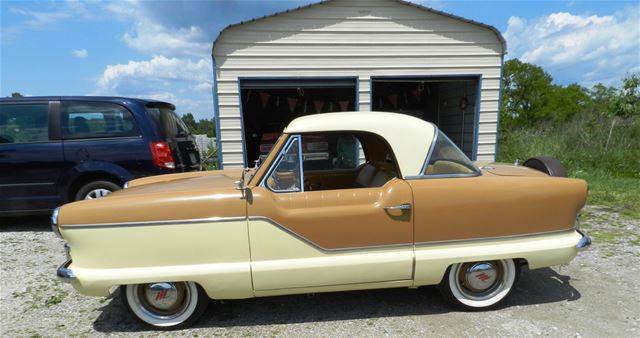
<box><xmin>372</xmin><ymin>77</ymin><xmax>479</xmax><ymax>159</ymax></box>
<box><xmin>240</xmin><ymin>78</ymin><xmax>357</xmax><ymax>166</ymax></box>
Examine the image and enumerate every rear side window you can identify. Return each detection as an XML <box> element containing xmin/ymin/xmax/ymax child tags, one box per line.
<box><xmin>62</xmin><ymin>102</ymin><xmax>140</xmax><ymax>139</ymax></box>
<box><xmin>145</xmin><ymin>106</ymin><xmax>190</xmax><ymax>138</ymax></box>
<box><xmin>423</xmin><ymin>131</ymin><xmax>479</xmax><ymax>176</ymax></box>
<box><xmin>0</xmin><ymin>104</ymin><xmax>49</xmax><ymax>144</ymax></box>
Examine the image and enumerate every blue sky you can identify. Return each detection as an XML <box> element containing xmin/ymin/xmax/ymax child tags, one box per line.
<box><xmin>1</xmin><ymin>0</ymin><xmax>639</xmax><ymax>120</ymax></box>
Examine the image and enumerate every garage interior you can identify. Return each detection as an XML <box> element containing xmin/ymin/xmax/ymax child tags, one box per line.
<box><xmin>240</xmin><ymin>79</ymin><xmax>357</xmax><ymax>165</ymax></box>
<box><xmin>239</xmin><ymin>77</ymin><xmax>478</xmax><ymax>165</ymax></box>
<box><xmin>371</xmin><ymin>77</ymin><xmax>479</xmax><ymax>159</ymax></box>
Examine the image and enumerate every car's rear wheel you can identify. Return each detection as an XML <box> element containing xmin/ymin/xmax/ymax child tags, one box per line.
<box><xmin>440</xmin><ymin>259</ymin><xmax>518</xmax><ymax>310</ymax></box>
<box><xmin>121</xmin><ymin>281</ymin><xmax>209</xmax><ymax>330</ymax></box>
<box><xmin>74</xmin><ymin>180</ymin><xmax>121</xmax><ymax>200</ymax></box>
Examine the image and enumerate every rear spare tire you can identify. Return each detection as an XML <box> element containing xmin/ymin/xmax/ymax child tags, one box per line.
<box><xmin>522</xmin><ymin>156</ymin><xmax>567</xmax><ymax>177</ymax></box>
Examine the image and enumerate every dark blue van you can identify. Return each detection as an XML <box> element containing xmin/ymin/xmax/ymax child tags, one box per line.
<box><xmin>0</xmin><ymin>96</ymin><xmax>201</xmax><ymax>216</ymax></box>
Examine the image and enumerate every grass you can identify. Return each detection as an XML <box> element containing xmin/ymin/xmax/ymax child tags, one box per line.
<box><xmin>498</xmin><ymin>113</ymin><xmax>640</xmax><ymax>219</ymax></box>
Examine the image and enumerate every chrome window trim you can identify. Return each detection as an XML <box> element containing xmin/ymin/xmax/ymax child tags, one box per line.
<box><xmin>260</xmin><ymin>134</ymin><xmax>304</xmax><ymax>193</ymax></box>
<box><xmin>418</xmin><ymin>128</ymin><xmax>439</xmax><ymax>176</ymax></box>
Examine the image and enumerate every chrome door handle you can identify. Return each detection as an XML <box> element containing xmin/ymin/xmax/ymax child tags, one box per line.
<box><xmin>384</xmin><ymin>203</ymin><xmax>411</xmax><ymax>211</ymax></box>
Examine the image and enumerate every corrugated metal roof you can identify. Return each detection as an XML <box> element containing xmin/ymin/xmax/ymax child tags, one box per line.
<box><xmin>212</xmin><ymin>0</ymin><xmax>506</xmax><ymax>54</ymax></box>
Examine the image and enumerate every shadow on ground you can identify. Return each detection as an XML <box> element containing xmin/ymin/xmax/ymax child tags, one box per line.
<box><xmin>92</xmin><ymin>267</ymin><xmax>580</xmax><ymax>332</ymax></box>
<box><xmin>0</xmin><ymin>216</ymin><xmax>51</xmax><ymax>232</ymax></box>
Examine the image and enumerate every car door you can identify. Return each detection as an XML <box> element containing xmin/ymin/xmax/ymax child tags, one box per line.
<box><xmin>247</xmin><ymin>133</ymin><xmax>414</xmax><ymax>291</ymax></box>
<box><xmin>0</xmin><ymin>101</ymin><xmax>64</xmax><ymax>214</ymax></box>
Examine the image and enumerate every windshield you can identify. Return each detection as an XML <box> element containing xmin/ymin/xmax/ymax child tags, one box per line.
<box><xmin>146</xmin><ymin>106</ymin><xmax>190</xmax><ymax>138</ymax></box>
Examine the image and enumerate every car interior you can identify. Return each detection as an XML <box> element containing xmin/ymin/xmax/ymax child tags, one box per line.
<box><xmin>266</xmin><ymin>132</ymin><xmax>401</xmax><ymax>192</ymax></box>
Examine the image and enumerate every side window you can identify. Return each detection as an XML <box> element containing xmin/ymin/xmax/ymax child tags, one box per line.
<box><xmin>0</xmin><ymin>104</ymin><xmax>49</xmax><ymax>144</ymax></box>
<box><xmin>265</xmin><ymin>136</ymin><xmax>302</xmax><ymax>192</ymax></box>
<box><xmin>302</xmin><ymin>134</ymin><xmax>364</xmax><ymax>171</ymax></box>
<box><xmin>62</xmin><ymin>102</ymin><xmax>140</xmax><ymax>139</ymax></box>
<box><xmin>423</xmin><ymin>131</ymin><xmax>479</xmax><ymax>176</ymax></box>
<box><xmin>302</xmin><ymin>132</ymin><xmax>399</xmax><ymax>191</ymax></box>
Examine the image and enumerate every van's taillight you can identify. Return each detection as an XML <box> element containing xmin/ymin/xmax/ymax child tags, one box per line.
<box><xmin>149</xmin><ymin>142</ymin><xmax>175</xmax><ymax>169</ymax></box>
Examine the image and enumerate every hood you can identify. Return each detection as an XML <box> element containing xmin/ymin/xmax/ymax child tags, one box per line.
<box><xmin>480</xmin><ymin>163</ymin><xmax>549</xmax><ymax>177</ymax></box>
<box><xmin>59</xmin><ymin>170</ymin><xmax>247</xmax><ymax>226</ymax></box>
<box><xmin>117</xmin><ymin>172</ymin><xmax>239</xmax><ymax>196</ymax></box>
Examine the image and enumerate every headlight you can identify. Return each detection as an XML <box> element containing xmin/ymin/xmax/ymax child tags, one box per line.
<box><xmin>51</xmin><ymin>207</ymin><xmax>62</xmax><ymax>239</ymax></box>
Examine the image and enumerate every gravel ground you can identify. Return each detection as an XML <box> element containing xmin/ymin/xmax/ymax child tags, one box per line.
<box><xmin>1</xmin><ymin>206</ymin><xmax>639</xmax><ymax>338</ymax></box>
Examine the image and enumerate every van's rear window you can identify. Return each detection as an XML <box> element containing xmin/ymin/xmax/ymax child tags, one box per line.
<box><xmin>145</xmin><ymin>106</ymin><xmax>190</xmax><ymax>138</ymax></box>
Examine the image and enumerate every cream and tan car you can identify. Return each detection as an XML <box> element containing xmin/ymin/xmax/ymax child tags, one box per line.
<box><xmin>53</xmin><ymin>112</ymin><xmax>591</xmax><ymax>329</ymax></box>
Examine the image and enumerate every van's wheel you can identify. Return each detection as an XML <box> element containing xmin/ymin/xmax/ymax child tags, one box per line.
<box><xmin>522</xmin><ymin>156</ymin><xmax>567</xmax><ymax>177</ymax></box>
<box><xmin>74</xmin><ymin>180</ymin><xmax>121</xmax><ymax>200</ymax></box>
<box><xmin>439</xmin><ymin>259</ymin><xmax>518</xmax><ymax>311</ymax></box>
<box><xmin>121</xmin><ymin>281</ymin><xmax>209</xmax><ymax>330</ymax></box>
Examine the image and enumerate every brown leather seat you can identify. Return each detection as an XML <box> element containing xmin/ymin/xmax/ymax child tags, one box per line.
<box><xmin>353</xmin><ymin>163</ymin><xmax>376</xmax><ymax>187</ymax></box>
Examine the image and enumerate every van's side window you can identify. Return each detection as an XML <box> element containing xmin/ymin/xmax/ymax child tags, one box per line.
<box><xmin>62</xmin><ymin>102</ymin><xmax>140</xmax><ymax>139</ymax></box>
<box><xmin>0</xmin><ymin>104</ymin><xmax>49</xmax><ymax>144</ymax></box>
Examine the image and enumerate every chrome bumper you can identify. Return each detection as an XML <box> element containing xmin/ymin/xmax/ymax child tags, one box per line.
<box><xmin>576</xmin><ymin>229</ymin><xmax>592</xmax><ymax>251</ymax></box>
<box><xmin>56</xmin><ymin>260</ymin><xmax>76</xmax><ymax>283</ymax></box>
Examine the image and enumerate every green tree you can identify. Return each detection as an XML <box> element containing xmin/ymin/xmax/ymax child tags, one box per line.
<box><xmin>501</xmin><ymin>59</ymin><xmax>553</xmax><ymax>129</ymax></box>
<box><xmin>610</xmin><ymin>73</ymin><xmax>640</xmax><ymax>118</ymax></box>
<box><xmin>180</xmin><ymin>113</ymin><xmax>198</xmax><ymax>132</ymax></box>
<box><xmin>11</xmin><ymin>92</ymin><xmax>24</xmax><ymax>97</ymax></box>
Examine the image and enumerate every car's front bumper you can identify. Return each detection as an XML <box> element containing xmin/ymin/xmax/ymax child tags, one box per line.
<box><xmin>57</xmin><ymin>260</ymin><xmax>76</xmax><ymax>283</ymax></box>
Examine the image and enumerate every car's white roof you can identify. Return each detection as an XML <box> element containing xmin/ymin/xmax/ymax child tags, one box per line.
<box><xmin>285</xmin><ymin>111</ymin><xmax>436</xmax><ymax>177</ymax></box>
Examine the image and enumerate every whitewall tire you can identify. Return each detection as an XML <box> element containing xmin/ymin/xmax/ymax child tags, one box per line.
<box><xmin>122</xmin><ymin>281</ymin><xmax>209</xmax><ymax>329</ymax></box>
<box><xmin>440</xmin><ymin>259</ymin><xmax>518</xmax><ymax>310</ymax></box>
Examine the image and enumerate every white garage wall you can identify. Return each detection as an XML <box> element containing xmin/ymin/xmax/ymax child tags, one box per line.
<box><xmin>213</xmin><ymin>0</ymin><xmax>504</xmax><ymax>168</ymax></box>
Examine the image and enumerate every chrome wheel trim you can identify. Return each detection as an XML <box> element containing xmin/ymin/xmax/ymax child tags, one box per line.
<box><xmin>449</xmin><ymin>259</ymin><xmax>516</xmax><ymax>308</ymax></box>
<box><xmin>84</xmin><ymin>188</ymin><xmax>112</xmax><ymax>199</ymax></box>
<box><xmin>126</xmin><ymin>282</ymin><xmax>199</xmax><ymax>327</ymax></box>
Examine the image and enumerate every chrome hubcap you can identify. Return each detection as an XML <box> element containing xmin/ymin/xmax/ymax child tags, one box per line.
<box><xmin>464</xmin><ymin>262</ymin><xmax>498</xmax><ymax>292</ymax></box>
<box><xmin>145</xmin><ymin>283</ymin><xmax>180</xmax><ymax>310</ymax></box>
<box><xmin>135</xmin><ymin>282</ymin><xmax>190</xmax><ymax>319</ymax></box>
<box><xmin>84</xmin><ymin>188</ymin><xmax>111</xmax><ymax>199</ymax></box>
<box><xmin>455</xmin><ymin>260</ymin><xmax>505</xmax><ymax>301</ymax></box>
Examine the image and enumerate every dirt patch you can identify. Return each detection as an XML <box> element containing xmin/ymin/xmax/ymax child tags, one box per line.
<box><xmin>1</xmin><ymin>206</ymin><xmax>638</xmax><ymax>337</ymax></box>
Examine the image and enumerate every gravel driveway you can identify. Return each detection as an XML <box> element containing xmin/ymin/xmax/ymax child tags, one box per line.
<box><xmin>1</xmin><ymin>206</ymin><xmax>638</xmax><ymax>338</ymax></box>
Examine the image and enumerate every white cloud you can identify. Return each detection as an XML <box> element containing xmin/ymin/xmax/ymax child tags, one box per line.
<box><xmin>103</xmin><ymin>1</ymin><xmax>210</xmax><ymax>58</ymax></box>
<box><xmin>96</xmin><ymin>55</ymin><xmax>212</xmax><ymax>92</ymax></box>
<box><xmin>504</xmin><ymin>6</ymin><xmax>640</xmax><ymax>86</ymax></box>
<box><xmin>71</xmin><ymin>49</ymin><xmax>88</xmax><ymax>58</ymax></box>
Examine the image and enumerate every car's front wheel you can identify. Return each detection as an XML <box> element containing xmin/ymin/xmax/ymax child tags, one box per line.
<box><xmin>439</xmin><ymin>259</ymin><xmax>518</xmax><ymax>310</ymax></box>
<box><xmin>121</xmin><ymin>281</ymin><xmax>209</xmax><ymax>330</ymax></box>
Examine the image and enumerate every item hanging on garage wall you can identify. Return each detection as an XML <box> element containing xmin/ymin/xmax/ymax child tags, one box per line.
<box><xmin>459</xmin><ymin>96</ymin><xmax>469</xmax><ymax>111</ymax></box>
<box><xmin>245</xmin><ymin>90</ymin><xmax>253</xmax><ymax>103</ymax></box>
<box><xmin>313</xmin><ymin>100</ymin><xmax>324</xmax><ymax>113</ymax></box>
<box><xmin>303</xmin><ymin>100</ymin><xmax>308</xmax><ymax>114</ymax></box>
<box><xmin>388</xmin><ymin>94</ymin><xmax>398</xmax><ymax>109</ymax></box>
<box><xmin>339</xmin><ymin>100</ymin><xmax>349</xmax><ymax>111</ymax></box>
<box><xmin>259</xmin><ymin>92</ymin><xmax>271</xmax><ymax>109</ymax></box>
<box><xmin>287</xmin><ymin>97</ymin><xmax>298</xmax><ymax>113</ymax></box>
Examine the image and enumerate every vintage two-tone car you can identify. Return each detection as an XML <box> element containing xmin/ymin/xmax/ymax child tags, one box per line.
<box><xmin>53</xmin><ymin>112</ymin><xmax>591</xmax><ymax>329</ymax></box>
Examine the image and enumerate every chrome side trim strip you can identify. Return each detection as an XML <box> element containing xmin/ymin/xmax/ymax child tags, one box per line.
<box><xmin>414</xmin><ymin>228</ymin><xmax>576</xmax><ymax>247</ymax></box>
<box><xmin>405</xmin><ymin>172</ymin><xmax>481</xmax><ymax>180</ymax></box>
<box><xmin>248</xmin><ymin>216</ymin><xmax>413</xmax><ymax>253</ymax></box>
<box><xmin>59</xmin><ymin>216</ymin><xmax>247</xmax><ymax>229</ymax></box>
